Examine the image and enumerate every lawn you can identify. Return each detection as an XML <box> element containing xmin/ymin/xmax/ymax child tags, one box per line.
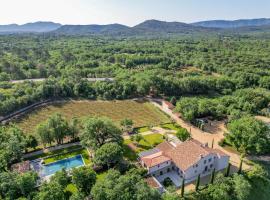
<box><xmin>123</xmin><ymin>133</ymin><xmax>165</xmax><ymax>161</ymax></box>
<box><xmin>134</xmin><ymin>126</ymin><xmax>151</xmax><ymax>133</ymax></box>
<box><xmin>43</xmin><ymin>148</ymin><xmax>91</xmax><ymax>165</ymax></box>
<box><xmin>15</xmin><ymin>100</ymin><xmax>171</xmax><ymax>134</ymax></box>
<box><xmin>161</xmin><ymin>123</ymin><xmax>182</xmax><ymax>132</ymax></box>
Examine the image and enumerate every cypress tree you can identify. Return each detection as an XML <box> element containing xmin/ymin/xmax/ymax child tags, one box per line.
<box><xmin>210</xmin><ymin>168</ymin><xmax>215</xmax><ymax>184</ymax></box>
<box><xmin>238</xmin><ymin>159</ymin><xmax>243</xmax><ymax>174</ymax></box>
<box><xmin>211</xmin><ymin>138</ymin><xmax>214</xmax><ymax>148</ymax></box>
<box><xmin>181</xmin><ymin>178</ymin><xmax>185</xmax><ymax>197</ymax></box>
<box><xmin>225</xmin><ymin>163</ymin><xmax>231</xmax><ymax>177</ymax></box>
<box><xmin>195</xmin><ymin>174</ymin><xmax>200</xmax><ymax>191</ymax></box>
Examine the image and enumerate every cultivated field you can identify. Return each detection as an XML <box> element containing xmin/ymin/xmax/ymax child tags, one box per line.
<box><xmin>15</xmin><ymin>100</ymin><xmax>171</xmax><ymax>134</ymax></box>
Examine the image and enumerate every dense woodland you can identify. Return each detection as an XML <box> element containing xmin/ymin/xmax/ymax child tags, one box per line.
<box><xmin>0</xmin><ymin>33</ymin><xmax>270</xmax><ymax>199</ymax></box>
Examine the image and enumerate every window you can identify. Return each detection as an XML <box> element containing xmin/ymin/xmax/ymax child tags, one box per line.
<box><xmin>195</xmin><ymin>164</ymin><xmax>198</xmax><ymax>168</ymax></box>
<box><xmin>208</xmin><ymin>158</ymin><xmax>212</xmax><ymax>162</ymax></box>
<box><xmin>160</xmin><ymin>171</ymin><xmax>163</xmax><ymax>176</ymax></box>
<box><xmin>204</xmin><ymin>160</ymin><xmax>207</xmax><ymax>164</ymax></box>
<box><xmin>158</xmin><ymin>164</ymin><xmax>160</xmax><ymax>168</ymax></box>
<box><xmin>167</xmin><ymin>168</ymin><xmax>170</xmax><ymax>172</ymax></box>
<box><xmin>210</xmin><ymin>164</ymin><xmax>213</xmax><ymax>168</ymax></box>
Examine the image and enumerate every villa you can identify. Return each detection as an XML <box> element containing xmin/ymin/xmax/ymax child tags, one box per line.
<box><xmin>139</xmin><ymin>139</ymin><xmax>229</xmax><ymax>188</ymax></box>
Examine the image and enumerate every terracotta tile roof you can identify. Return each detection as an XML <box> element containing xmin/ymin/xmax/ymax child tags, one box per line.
<box><xmin>141</xmin><ymin>139</ymin><xmax>229</xmax><ymax>171</ymax></box>
<box><xmin>155</xmin><ymin>139</ymin><xmax>229</xmax><ymax>171</ymax></box>
<box><xmin>156</xmin><ymin>141</ymin><xmax>174</xmax><ymax>152</ymax></box>
<box><xmin>207</xmin><ymin>148</ymin><xmax>229</xmax><ymax>157</ymax></box>
<box><xmin>145</xmin><ymin>177</ymin><xmax>161</xmax><ymax>188</ymax></box>
<box><xmin>166</xmin><ymin>139</ymin><xmax>210</xmax><ymax>171</ymax></box>
<box><xmin>141</xmin><ymin>151</ymin><xmax>171</xmax><ymax>168</ymax></box>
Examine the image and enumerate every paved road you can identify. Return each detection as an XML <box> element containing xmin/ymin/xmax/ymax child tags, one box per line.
<box><xmin>10</xmin><ymin>77</ymin><xmax>114</xmax><ymax>84</ymax></box>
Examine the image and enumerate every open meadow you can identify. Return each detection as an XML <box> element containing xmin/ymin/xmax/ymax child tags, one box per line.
<box><xmin>15</xmin><ymin>99</ymin><xmax>171</xmax><ymax>134</ymax></box>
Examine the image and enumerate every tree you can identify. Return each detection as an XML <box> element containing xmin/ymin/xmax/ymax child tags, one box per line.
<box><xmin>0</xmin><ymin>126</ymin><xmax>27</xmax><ymax>171</ymax></box>
<box><xmin>238</xmin><ymin>159</ymin><xmax>243</xmax><ymax>174</ymax></box>
<box><xmin>120</xmin><ymin>118</ymin><xmax>134</xmax><ymax>133</ymax></box>
<box><xmin>50</xmin><ymin>169</ymin><xmax>70</xmax><ymax>189</ymax></box>
<box><xmin>195</xmin><ymin>174</ymin><xmax>200</xmax><ymax>191</ymax></box>
<box><xmin>226</xmin><ymin>117</ymin><xmax>270</xmax><ymax>154</ymax></box>
<box><xmin>210</xmin><ymin>168</ymin><xmax>216</xmax><ymax>184</ymax></box>
<box><xmin>176</xmin><ymin>127</ymin><xmax>191</xmax><ymax>142</ymax></box>
<box><xmin>93</xmin><ymin>142</ymin><xmax>123</xmax><ymax>168</ymax></box>
<box><xmin>68</xmin><ymin>117</ymin><xmax>80</xmax><ymax>141</ymax></box>
<box><xmin>233</xmin><ymin>174</ymin><xmax>251</xmax><ymax>200</ymax></box>
<box><xmin>16</xmin><ymin>172</ymin><xmax>38</xmax><ymax>197</ymax></box>
<box><xmin>0</xmin><ymin>171</ymin><xmax>20</xmax><ymax>199</ymax></box>
<box><xmin>34</xmin><ymin>182</ymin><xmax>65</xmax><ymax>200</ymax></box>
<box><xmin>162</xmin><ymin>193</ymin><xmax>180</xmax><ymax>200</ymax></box>
<box><xmin>26</xmin><ymin>135</ymin><xmax>38</xmax><ymax>150</ymax></box>
<box><xmin>134</xmin><ymin>133</ymin><xmax>144</xmax><ymax>145</ymax></box>
<box><xmin>72</xmin><ymin>166</ymin><xmax>96</xmax><ymax>195</ymax></box>
<box><xmin>36</xmin><ymin>122</ymin><xmax>53</xmax><ymax>147</ymax></box>
<box><xmin>47</xmin><ymin>113</ymin><xmax>69</xmax><ymax>145</ymax></box>
<box><xmin>81</xmin><ymin>117</ymin><xmax>123</xmax><ymax>150</ymax></box>
<box><xmin>181</xmin><ymin>178</ymin><xmax>185</xmax><ymax>197</ymax></box>
<box><xmin>91</xmin><ymin>169</ymin><xmax>161</xmax><ymax>200</ymax></box>
<box><xmin>225</xmin><ymin>163</ymin><xmax>231</xmax><ymax>177</ymax></box>
<box><xmin>70</xmin><ymin>192</ymin><xmax>85</xmax><ymax>200</ymax></box>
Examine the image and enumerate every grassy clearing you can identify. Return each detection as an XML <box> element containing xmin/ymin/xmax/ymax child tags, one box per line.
<box><xmin>43</xmin><ymin>148</ymin><xmax>91</xmax><ymax>165</ymax></box>
<box><xmin>123</xmin><ymin>133</ymin><xmax>165</xmax><ymax>161</ymax></box>
<box><xmin>27</xmin><ymin>145</ymin><xmax>82</xmax><ymax>160</ymax></box>
<box><xmin>161</xmin><ymin>123</ymin><xmax>182</xmax><ymax>132</ymax></box>
<box><xmin>15</xmin><ymin>100</ymin><xmax>171</xmax><ymax>134</ymax></box>
<box><xmin>134</xmin><ymin>126</ymin><xmax>151</xmax><ymax>133</ymax></box>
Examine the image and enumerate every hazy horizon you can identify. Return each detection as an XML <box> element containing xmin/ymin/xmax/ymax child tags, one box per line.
<box><xmin>0</xmin><ymin>0</ymin><xmax>270</xmax><ymax>26</ymax></box>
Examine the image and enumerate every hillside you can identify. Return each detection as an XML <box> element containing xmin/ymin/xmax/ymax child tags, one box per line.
<box><xmin>192</xmin><ymin>18</ymin><xmax>270</xmax><ymax>28</ymax></box>
<box><xmin>1</xmin><ymin>19</ymin><xmax>270</xmax><ymax>36</ymax></box>
<box><xmin>133</xmin><ymin>19</ymin><xmax>215</xmax><ymax>34</ymax></box>
<box><xmin>54</xmin><ymin>20</ymin><xmax>216</xmax><ymax>36</ymax></box>
<box><xmin>0</xmin><ymin>21</ymin><xmax>61</xmax><ymax>33</ymax></box>
<box><xmin>54</xmin><ymin>23</ymin><xmax>131</xmax><ymax>35</ymax></box>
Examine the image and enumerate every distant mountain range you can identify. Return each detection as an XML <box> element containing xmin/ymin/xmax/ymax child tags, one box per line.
<box><xmin>1</xmin><ymin>18</ymin><xmax>270</xmax><ymax>35</ymax></box>
<box><xmin>192</xmin><ymin>18</ymin><xmax>270</xmax><ymax>28</ymax></box>
<box><xmin>0</xmin><ymin>22</ymin><xmax>61</xmax><ymax>33</ymax></box>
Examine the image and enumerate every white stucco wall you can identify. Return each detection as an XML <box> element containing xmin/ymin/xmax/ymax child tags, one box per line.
<box><xmin>215</xmin><ymin>156</ymin><xmax>230</xmax><ymax>170</ymax></box>
<box><xmin>184</xmin><ymin>153</ymin><xmax>216</xmax><ymax>180</ymax></box>
<box><xmin>148</xmin><ymin>160</ymin><xmax>172</xmax><ymax>174</ymax></box>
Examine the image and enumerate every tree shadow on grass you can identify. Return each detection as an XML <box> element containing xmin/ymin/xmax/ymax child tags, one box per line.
<box><xmin>123</xmin><ymin>144</ymin><xmax>138</xmax><ymax>161</ymax></box>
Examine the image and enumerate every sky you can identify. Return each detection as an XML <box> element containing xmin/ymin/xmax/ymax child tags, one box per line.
<box><xmin>0</xmin><ymin>0</ymin><xmax>270</xmax><ymax>26</ymax></box>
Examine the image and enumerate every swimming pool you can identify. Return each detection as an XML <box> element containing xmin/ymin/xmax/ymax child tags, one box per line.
<box><xmin>40</xmin><ymin>155</ymin><xmax>84</xmax><ymax>177</ymax></box>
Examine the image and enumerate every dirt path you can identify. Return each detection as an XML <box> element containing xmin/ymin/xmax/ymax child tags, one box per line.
<box><xmin>149</xmin><ymin>98</ymin><xmax>250</xmax><ymax>171</ymax></box>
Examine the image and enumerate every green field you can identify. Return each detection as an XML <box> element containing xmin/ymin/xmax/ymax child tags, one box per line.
<box><xmin>15</xmin><ymin>100</ymin><xmax>171</xmax><ymax>134</ymax></box>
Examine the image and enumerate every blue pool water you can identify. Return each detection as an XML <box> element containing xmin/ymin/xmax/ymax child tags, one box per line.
<box><xmin>41</xmin><ymin>155</ymin><xmax>84</xmax><ymax>177</ymax></box>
